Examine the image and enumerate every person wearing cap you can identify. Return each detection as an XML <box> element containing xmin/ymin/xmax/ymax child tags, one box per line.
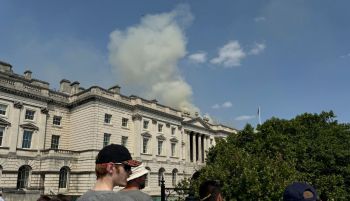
<box><xmin>283</xmin><ymin>182</ymin><xmax>319</xmax><ymax>201</ymax></box>
<box><xmin>119</xmin><ymin>164</ymin><xmax>152</xmax><ymax>201</ymax></box>
<box><xmin>77</xmin><ymin>144</ymin><xmax>141</xmax><ymax>201</ymax></box>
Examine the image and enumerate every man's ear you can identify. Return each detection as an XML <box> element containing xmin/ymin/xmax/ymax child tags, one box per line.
<box><xmin>106</xmin><ymin>163</ymin><xmax>114</xmax><ymax>174</ymax></box>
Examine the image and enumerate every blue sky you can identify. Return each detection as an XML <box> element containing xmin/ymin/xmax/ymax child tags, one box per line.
<box><xmin>1</xmin><ymin>0</ymin><xmax>349</xmax><ymax>129</ymax></box>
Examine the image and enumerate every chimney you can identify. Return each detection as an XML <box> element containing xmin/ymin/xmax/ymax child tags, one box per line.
<box><xmin>108</xmin><ymin>85</ymin><xmax>120</xmax><ymax>94</ymax></box>
<box><xmin>70</xmin><ymin>81</ymin><xmax>80</xmax><ymax>94</ymax></box>
<box><xmin>0</xmin><ymin>61</ymin><xmax>13</xmax><ymax>73</ymax></box>
<box><xmin>59</xmin><ymin>79</ymin><xmax>71</xmax><ymax>94</ymax></box>
<box><xmin>24</xmin><ymin>70</ymin><xmax>32</xmax><ymax>80</ymax></box>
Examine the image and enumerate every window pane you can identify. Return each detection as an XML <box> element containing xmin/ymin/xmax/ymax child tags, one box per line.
<box><xmin>158</xmin><ymin>124</ymin><xmax>163</xmax><ymax>132</ymax></box>
<box><xmin>22</xmin><ymin>130</ymin><xmax>33</xmax><ymax>148</ymax></box>
<box><xmin>122</xmin><ymin>118</ymin><xmax>128</xmax><ymax>127</ymax></box>
<box><xmin>0</xmin><ymin>127</ymin><xmax>4</xmax><ymax>146</ymax></box>
<box><xmin>59</xmin><ymin>168</ymin><xmax>68</xmax><ymax>188</ymax></box>
<box><xmin>0</xmin><ymin>104</ymin><xmax>7</xmax><ymax>115</ymax></box>
<box><xmin>158</xmin><ymin>141</ymin><xmax>163</xmax><ymax>155</ymax></box>
<box><xmin>17</xmin><ymin>166</ymin><xmax>30</xmax><ymax>189</ymax></box>
<box><xmin>53</xmin><ymin>116</ymin><xmax>62</xmax><ymax>125</ymax></box>
<box><xmin>103</xmin><ymin>133</ymin><xmax>111</xmax><ymax>147</ymax></box>
<box><xmin>25</xmin><ymin>110</ymin><xmax>35</xmax><ymax>120</ymax></box>
<box><xmin>104</xmin><ymin>114</ymin><xmax>112</xmax><ymax>124</ymax></box>
<box><xmin>171</xmin><ymin>143</ymin><xmax>176</xmax><ymax>156</ymax></box>
<box><xmin>143</xmin><ymin>138</ymin><xmax>148</xmax><ymax>153</ymax></box>
<box><xmin>51</xmin><ymin>135</ymin><xmax>60</xmax><ymax>149</ymax></box>
<box><xmin>121</xmin><ymin>136</ymin><xmax>128</xmax><ymax>147</ymax></box>
<box><xmin>143</xmin><ymin>120</ymin><xmax>149</xmax><ymax>129</ymax></box>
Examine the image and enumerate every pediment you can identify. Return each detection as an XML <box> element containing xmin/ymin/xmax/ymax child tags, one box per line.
<box><xmin>0</xmin><ymin>118</ymin><xmax>11</xmax><ymax>126</ymax></box>
<box><xmin>170</xmin><ymin>137</ymin><xmax>178</xmax><ymax>143</ymax></box>
<box><xmin>184</xmin><ymin>117</ymin><xmax>210</xmax><ymax>129</ymax></box>
<box><xmin>156</xmin><ymin>135</ymin><xmax>166</xmax><ymax>141</ymax></box>
<box><xmin>141</xmin><ymin>132</ymin><xmax>152</xmax><ymax>138</ymax></box>
<box><xmin>20</xmin><ymin>123</ymin><xmax>39</xmax><ymax>130</ymax></box>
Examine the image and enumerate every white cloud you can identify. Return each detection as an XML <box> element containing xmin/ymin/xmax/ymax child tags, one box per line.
<box><xmin>254</xmin><ymin>16</ymin><xmax>266</xmax><ymax>22</ymax></box>
<box><xmin>222</xmin><ymin>101</ymin><xmax>233</xmax><ymax>108</ymax></box>
<box><xmin>340</xmin><ymin>53</ymin><xmax>350</xmax><ymax>58</ymax></box>
<box><xmin>211</xmin><ymin>104</ymin><xmax>220</xmax><ymax>109</ymax></box>
<box><xmin>108</xmin><ymin>5</ymin><xmax>199</xmax><ymax>114</ymax></box>
<box><xmin>210</xmin><ymin>41</ymin><xmax>246</xmax><ymax>67</ymax></box>
<box><xmin>188</xmin><ymin>52</ymin><xmax>207</xmax><ymax>63</ymax></box>
<box><xmin>212</xmin><ymin>101</ymin><xmax>232</xmax><ymax>109</ymax></box>
<box><xmin>235</xmin><ymin>115</ymin><xmax>256</xmax><ymax>121</ymax></box>
<box><xmin>249</xmin><ymin>43</ymin><xmax>266</xmax><ymax>55</ymax></box>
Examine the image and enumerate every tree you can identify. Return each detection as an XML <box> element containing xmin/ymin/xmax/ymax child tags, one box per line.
<box><xmin>191</xmin><ymin>111</ymin><xmax>350</xmax><ymax>200</ymax></box>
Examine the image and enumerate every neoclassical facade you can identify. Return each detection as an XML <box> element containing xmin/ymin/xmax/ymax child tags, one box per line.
<box><xmin>0</xmin><ymin>60</ymin><xmax>236</xmax><ymax>197</ymax></box>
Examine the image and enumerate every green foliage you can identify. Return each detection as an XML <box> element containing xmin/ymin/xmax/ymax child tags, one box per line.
<box><xmin>191</xmin><ymin>111</ymin><xmax>350</xmax><ymax>200</ymax></box>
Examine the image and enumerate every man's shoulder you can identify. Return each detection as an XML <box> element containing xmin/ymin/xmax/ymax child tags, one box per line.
<box><xmin>77</xmin><ymin>190</ymin><xmax>134</xmax><ymax>201</ymax></box>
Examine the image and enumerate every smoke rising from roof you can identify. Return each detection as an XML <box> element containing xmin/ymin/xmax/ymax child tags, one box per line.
<box><xmin>108</xmin><ymin>5</ymin><xmax>199</xmax><ymax>113</ymax></box>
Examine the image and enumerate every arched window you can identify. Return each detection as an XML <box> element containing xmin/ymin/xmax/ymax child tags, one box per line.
<box><xmin>145</xmin><ymin>167</ymin><xmax>151</xmax><ymax>187</ymax></box>
<box><xmin>158</xmin><ymin>168</ymin><xmax>165</xmax><ymax>186</ymax></box>
<box><xmin>172</xmin><ymin>169</ymin><xmax>178</xmax><ymax>186</ymax></box>
<box><xmin>17</xmin><ymin>165</ymin><xmax>31</xmax><ymax>189</ymax></box>
<box><xmin>59</xmin><ymin>166</ymin><xmax>70</xmax><ymax>188</ymax></box>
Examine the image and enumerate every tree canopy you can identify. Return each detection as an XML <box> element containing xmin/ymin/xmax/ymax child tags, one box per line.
<box><xmin>191</xmin><ymin>111</ymin><xmax>350</xmax><ymax>201</ymax></box>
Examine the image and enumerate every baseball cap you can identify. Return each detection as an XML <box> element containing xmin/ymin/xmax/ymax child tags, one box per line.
<box><xmin>127</xmin><ymin>164</ymin><xmax>149</xmax><ymax>181</ymax></box>
<box><xmin>283</xmin><ymin>182</ymin><xmax>318</xmax><ymax>201</ymax></box>
<box><xmin>95</xmin><ymin>144</ymin><xmax>141</xmax><ymax>167</ymax></box>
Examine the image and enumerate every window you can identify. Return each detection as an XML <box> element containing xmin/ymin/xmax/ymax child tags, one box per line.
<box><xmin>103</xmin><ymin>133</ymin><xmax>111</xmax><ymax>147</ymax></box>
<box><xmin>172</xmin><ymin>169</ymin><xmax>178</xmax><ymax>186</ymax></box>
<box><xmin>53</xmin><ymin>116</ymin><xmax>62</xmax><ymax>126</ymax></box>
<box><xmin>0</xmin><ymin>104</ymin><xmax>7</xmax><ymax>115</ymax></box>
<box><xmin>59</xmin><ymin>167</ymin><xmax>69</xmax><ymax>188</ymax></box>
<box><xmin>51</xmin><ymin>135</ymin><xmax>60</xmax><ymax>149</ymax></box>
<box><xmin>145</xmin><ymin>167</ymin><xmax>151</xmax><ymax>187</ymax></box>
<box><xmin>121</xmin><ymin>136</ymin><xmax>128</xmax><ymax>147</ymax></box>
<box><xmin>17</xmin><ymin>165</ymin><xmax>31</xmax><ymax>189</ymax></box>
<box><xmin>210</xmin><ymin>138</ymin><xmax>213</xmax><ymax>145</ymax></box>
<box><xmin>0</xmin><ymin>127</ymin><xmax>3</xmax><ymax>146</ymax></box>
<box><xmin>158</xmin><ymin>168</ymin><xmax>165</xmax><ymax>186</ymax></box>
<box><xmin>143</xmin><ymin>120</ymin><xmax>149</xmax><ymax>129</ymax></box>
<box><xmin>142</xmin><ymin>137</ymin><xmax>149</xmax><ymax>153</ymax></box>
<box><xmin>104</xmin><ymin>114</ymin><xmax>112</xmax><ymax>124</ymax></box>
<box><xmin>158</xmin><ymin>140</ymin><xmax>163</xmax><ymax>155</ymax></box>
<box><xmin>171</xmin><ymin>127</ymin><xmax>176</xmax><ymax>135</ymax></box>
<box><xmin>158</xmin><ymin>124</ymin><xmax>163</xmax><ymax>133</ymax></box>
<box><xmin>25</xmin><ymin>110</ymin><xmax>35</xmax><ymax>120</ymax></box>
<box><xmin>171</xmin><ymin>143</ymin><xmax>176</xmax><ymax>157</ymax></box>
<box><xmin>22</xmin><ymin>130</ymin><xmax>33</xmax><ymax>148</ymax></box>
<box><xmin>122</xmin><ymin>118</ymin><xmax>128</xmax><ymax>127</ymax></box>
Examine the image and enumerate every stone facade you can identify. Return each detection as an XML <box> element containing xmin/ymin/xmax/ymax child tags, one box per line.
<box><xmin>0</xmin><ymin>61</ymin><xmax>237</xmax><ymax>197</ymax></box>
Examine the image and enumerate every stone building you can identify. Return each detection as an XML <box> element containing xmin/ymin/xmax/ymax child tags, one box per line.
<box><xmin>0</xmin><ymin>60</ymin><xmax>236</xmax><ymax>198</ymax></box>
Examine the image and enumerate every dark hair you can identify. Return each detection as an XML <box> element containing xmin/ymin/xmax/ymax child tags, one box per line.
<box><xmin>50</xmin><ymin>194</ymin><xmax>71</xmax><ymax>201</ymax></box>
<box><xmin>37</xmin><ymin>195</ymin><xmax>51</xmax><ymax>201</ymax></box>
<box><xmin>199</xmin><ymin>180</ymin><xmax>222</xmax><ymax>201</ymax></box>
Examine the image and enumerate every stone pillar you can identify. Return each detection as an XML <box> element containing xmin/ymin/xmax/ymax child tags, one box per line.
<box><xmin>9</xmin><ymin>101</ymin><xmax>23</xmax><ymax>152</ymax></box>
<box><xmin>132</xmin><ymin>114</ymin><xmax>142</xmax><ymax>159</ymax></box>
<box><xmin>198</xmin><ymin>134</ymin><xmax>202</xmax><ymax>163</ymax></box>
<box><xmin>195</xmin><ymin>133</ymin><xmax>198</xmax><ymax>162</ymax></box>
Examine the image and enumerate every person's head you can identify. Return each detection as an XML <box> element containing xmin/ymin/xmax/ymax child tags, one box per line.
<box><xmin>199</xmin><ymin>180</ymin><xmax>223</xmax><ymax>201</ymax></box>
<box><xmin>283</xmin><ymin>182</ymin><xmax>319</xmax><ymax>201</ymax></box>
<box><xmin>50</xmin><ymin>194</ymin><xmax>70</xmax><ymax>201</ymax></box>
<box><xmin>37</xmin><ymin>195</ymin><xmax>51</xmax><ymax>201</ymax></box>
<box><xmin>95</xmin><ymin>144</ymin><xmax>141</xmax><ymax>186</ymax></box>
<box><xmin>126</xmin><ymin>164</ymin><xmax>149</xmax><ymax>189</ymax></box>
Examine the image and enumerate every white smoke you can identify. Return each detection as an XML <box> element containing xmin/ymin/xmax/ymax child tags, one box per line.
<box><xmin>108</xmin><ymin>5</ymin><xmax>199</xmax><ymax>113</ymax></box>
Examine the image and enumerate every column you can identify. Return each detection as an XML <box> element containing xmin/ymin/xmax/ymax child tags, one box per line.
<box><xmin>198</xmin><ymin>134</ymin><xmax>202</xmax><ymax>163</ymax></box>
